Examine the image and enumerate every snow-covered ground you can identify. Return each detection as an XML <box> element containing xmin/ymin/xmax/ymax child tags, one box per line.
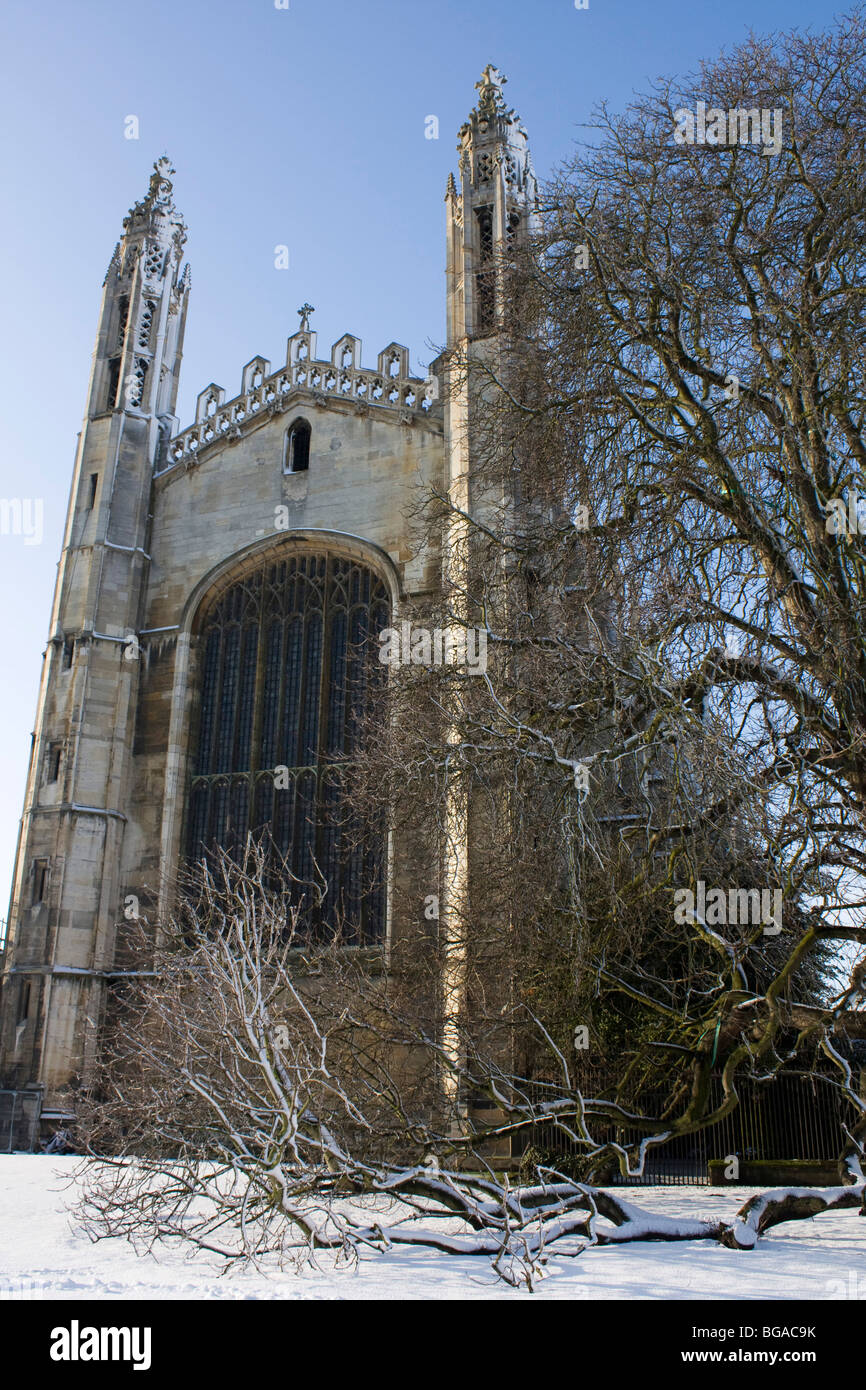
<box><xmin>0</xmin><ymin>1156</ymin><xmax>864</xmax><ymax>1300</ymax></box>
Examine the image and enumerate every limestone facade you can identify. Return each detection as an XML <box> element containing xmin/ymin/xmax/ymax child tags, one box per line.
<box><xmin>0</xmin><ymin>67</ymin><xmax>538</xmax><ymax>1128</ymax></box>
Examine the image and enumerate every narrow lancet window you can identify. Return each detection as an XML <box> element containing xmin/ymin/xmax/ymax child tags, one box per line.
<box><xmin>285</xmin><ymin>419</ymin><xmax>311</xmax><ymax>473</ymax></box>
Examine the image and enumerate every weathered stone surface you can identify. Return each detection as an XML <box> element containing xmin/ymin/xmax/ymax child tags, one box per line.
<box><xmin>0</xmin><ymin>70</ymin><xmax>537</xmax><ymax>1122</ymax></box>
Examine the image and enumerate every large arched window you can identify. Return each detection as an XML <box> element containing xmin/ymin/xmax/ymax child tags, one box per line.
<box><xmin>186</xmin><ymin>551</ymin><xmax>389</xmax><ymax>942</ymax></box>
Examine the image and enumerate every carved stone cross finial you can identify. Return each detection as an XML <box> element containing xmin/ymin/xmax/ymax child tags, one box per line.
<box><xmin>475</xmin><ymin>65</ymin><xmax>508</xmax><ymax>116</ymax></box>
<box><xmin>297</xmin><ymin>303</ymin><xmax>315</xmax><ymax>332</ymax></box>
<box><xmin>126</xmin><ymin>155</ymin><xmax>179</xmax><ymax>227</ymax></box>
<box><xmin>479</xmin><ymin>63</ymin><xmax>505</xmax><ymax>91</ymax></box>
<box><xmin>149</xmin><ymin>155</ymin><xmax>175</xmax><ymax>206</ymax></box>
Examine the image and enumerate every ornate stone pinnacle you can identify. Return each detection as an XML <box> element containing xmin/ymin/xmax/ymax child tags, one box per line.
<box><xmin>147</xmin><ymin>155</ymin><xmax>175</xmax><ymax>207</ymax></box>
<box><xmin>125</xmin><ymin>155</ymin><xmax>179</xmax><ymax>233</ymax></box>
<box><xmin>297</xmin><ymin>303</ymin><xmax>315</xmax><ymax>332</ymax></box>
<box><xmin>103</xmin><ymin>241</ymin><xmax>121</xmax><ymax>286</ymax></box>
<box><xmin>475</xmin><ymin>65</ymin><xmax>509</xmax><ymax>118</ymax></box>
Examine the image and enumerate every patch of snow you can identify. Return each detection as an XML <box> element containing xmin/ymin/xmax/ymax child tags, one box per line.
<box><xmin>0</xmin><ymin>1157</ymin><xmax>863</xmax><ymax>1300</ymax></box>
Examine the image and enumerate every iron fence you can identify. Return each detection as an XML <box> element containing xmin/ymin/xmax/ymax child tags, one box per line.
<box><xmin>519</xmin><ymin>1070</ymin><xmax>860</xmax><ymax>1185</ymax></box>
<box><xmin>0</xmin><ymin>1089</ymin><xmax>41</xmax><ymax>1153</ymax></box>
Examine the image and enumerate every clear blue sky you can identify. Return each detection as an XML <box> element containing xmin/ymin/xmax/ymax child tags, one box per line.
<box><xmin>0</xmin><ymin>0</ymin><xmax>824</xmax><ymax>915</ymax></box>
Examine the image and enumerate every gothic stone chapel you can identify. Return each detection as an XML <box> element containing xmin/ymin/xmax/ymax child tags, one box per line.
<box><xmin>0</xmin><ymin>67</ymin><xmax>539</xmax><ymax>1138</ymax></box>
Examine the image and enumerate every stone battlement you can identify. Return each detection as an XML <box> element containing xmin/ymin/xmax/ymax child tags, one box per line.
<box><xmin>160</xmin><ymin>328</ymin><xmax>439</xmax><ymax>474</ymax></box>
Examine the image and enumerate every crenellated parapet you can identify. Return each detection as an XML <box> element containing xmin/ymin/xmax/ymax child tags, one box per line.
<box><xmin>161</xmin><ymin>328</ymin><xmax>441</xmax><ymax>474</ymax></box>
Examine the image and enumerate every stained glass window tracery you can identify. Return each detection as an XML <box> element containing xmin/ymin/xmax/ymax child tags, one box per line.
<box><xmin>186</xmin><ymin>551</ymin><xmax>389</xmax><ymax>942</ymax></box>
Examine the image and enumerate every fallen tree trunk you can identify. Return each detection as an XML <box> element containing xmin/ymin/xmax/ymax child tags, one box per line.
<box><xmin>720</xmin><ymin>1181</ymin><xmax>866</xmax><ymax>1250</ymax></box>
<box><xmin>80</xmin><ymin>1154</ymin><xmax>866</xmax><ymax>1289</ymax></box>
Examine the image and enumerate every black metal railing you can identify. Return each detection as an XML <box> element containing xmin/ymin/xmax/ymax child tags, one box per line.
<box><xmin>519</xmin><ymin>1069</ymin><xmax>860</xmax><ymax>1185</ymax></box>
<box><xmin>0</xmin><ymin>1090</ymin><xmax>42</xmax><ymax>1154</ymax></box>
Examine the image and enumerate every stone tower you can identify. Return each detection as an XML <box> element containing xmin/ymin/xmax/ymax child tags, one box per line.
<box><xmin>439</xmin><ymin>66</ymin><xmax>539</xmax><ymax>1100</ymax></box>
<box><xmin>0</xmin><ymin>161</ymin><xmax>190</xmax><ymax>1116</ymax></box>
<box><xmin>445</xmin><ymin>63</ymin><xmax>538</xmax><ymax>347</ymax></box>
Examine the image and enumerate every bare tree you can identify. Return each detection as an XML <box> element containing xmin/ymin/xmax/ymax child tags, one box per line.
<box><xmin>342</xmin><ymin>13</ymin><xmax>866</xmax><ymax>1180</ymax></box>
<box><xmin>506</xmin><ymin>14</ymin><xmax>866</xmax><ymax>883</ymax></box>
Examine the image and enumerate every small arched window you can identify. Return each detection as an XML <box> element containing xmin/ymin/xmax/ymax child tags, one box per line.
<box><xmin>285</xmin><ymin>419</ymin><xmax>311</xmax><ymax>473</ymax></box>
